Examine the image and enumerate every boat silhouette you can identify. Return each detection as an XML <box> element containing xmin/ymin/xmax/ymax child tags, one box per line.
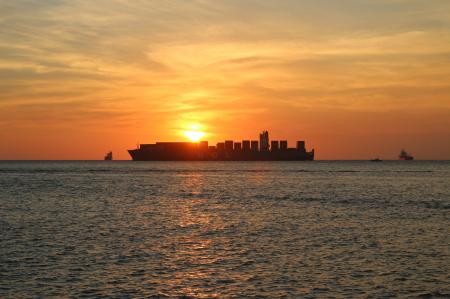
<box><xmin>399</xmin><ymin>149</ymin><xmax>414</xmax><ymax>160</ymax></box>
<box><xmin>104</xmin><ymin>151</ymin><xmax>113</xmax><ymax>160</ymax></box>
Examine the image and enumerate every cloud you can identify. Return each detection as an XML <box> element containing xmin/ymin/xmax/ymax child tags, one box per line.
<box><xmin>0</xmin><ymin>0</ymin><xmax>449</xmax><ymax>158</ymax></box>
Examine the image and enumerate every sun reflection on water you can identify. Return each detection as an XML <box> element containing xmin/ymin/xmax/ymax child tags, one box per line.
<box><xmin>165</xmin><ymin>172</ymin><xmax>232</xmax><ymax>298</ymax></box>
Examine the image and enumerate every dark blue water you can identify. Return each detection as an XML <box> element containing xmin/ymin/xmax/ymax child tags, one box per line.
<box><xmin>1</xmin><ymin>161</ymin><xmax>449</xmax><ymax>298</ymax></box>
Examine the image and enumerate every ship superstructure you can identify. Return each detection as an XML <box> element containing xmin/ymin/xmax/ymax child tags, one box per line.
<box><xmin>128</xmin><ymin>131</ymin><xmax>314</xmax><ymax>161</ymax></box>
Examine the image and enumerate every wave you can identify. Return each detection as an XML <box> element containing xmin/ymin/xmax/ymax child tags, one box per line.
<box><xmin>0</xmin><ymin>168</ymin><xmax>438</xmax><ymax>174</ymax></box>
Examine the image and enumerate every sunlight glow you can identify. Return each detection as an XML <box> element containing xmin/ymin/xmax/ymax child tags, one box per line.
<box><xmin>184</xmin><ymin>131</ymin><xmax>205</xmax><ymax>142</ymax></box>
<box><xmin>184</xmin><ymin>125</ymin><xmax>205</xmax><ymax>142</ymax></box>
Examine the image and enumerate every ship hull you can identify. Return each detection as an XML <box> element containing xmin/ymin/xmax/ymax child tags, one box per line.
<box><xmin>128</xmin><ymin>149</ymin><xmax>314</xmax><ymax>161</ymax></box>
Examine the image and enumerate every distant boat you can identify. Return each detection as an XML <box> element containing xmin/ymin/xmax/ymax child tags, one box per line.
<box><xmin>104</xmin><ymin>151</ymin><xmax>113</xmax><ymax>160</ymax></box>
<box><xmin>399</xmin><ymin>149</ymin><xmax>413</xmax><ymax>160</ymax></box>
<box><xmin>371</xmin><ymin>158</ymin><xmax>382</xmax><ymax>162</ymax></box>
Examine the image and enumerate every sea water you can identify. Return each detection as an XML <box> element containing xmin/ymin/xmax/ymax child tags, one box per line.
<box><xmin>0</xmin><ymin>161</ymin><xmax>449</xmax><ymax>298</ymax></box>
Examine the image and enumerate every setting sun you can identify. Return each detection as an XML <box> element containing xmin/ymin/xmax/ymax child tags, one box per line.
<box><xmin>184</xmin><ymin>125</ymin><xmax>205</xmax><ymax>142</ymax></box>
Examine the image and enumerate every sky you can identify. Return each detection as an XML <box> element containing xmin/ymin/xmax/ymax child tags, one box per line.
<box><xmin>0</xmin><ymin>0</ymin><xmax>449</xmax><ymax>160</ymax></box>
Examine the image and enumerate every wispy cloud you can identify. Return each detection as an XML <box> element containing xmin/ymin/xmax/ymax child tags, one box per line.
<box><xmin>0</xmin><ymin>0</ymin><xmax>449</xmax><ymax>158</ymax></box>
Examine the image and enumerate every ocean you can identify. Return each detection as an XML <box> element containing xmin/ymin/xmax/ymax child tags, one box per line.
<box><xmin>0</xmin><ymin>161</ymin><xmax>449</xmax><ymax>298</ymax></box>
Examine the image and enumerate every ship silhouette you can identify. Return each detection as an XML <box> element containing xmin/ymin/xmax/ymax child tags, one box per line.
<box><xmin>399</xmin><ymin>149</ymin><xmax>414</xmax><ymax>160</ymax></box>
<box><xmin>128</xmin><ymin>131</ymin><xmax>314</xmax><ymax>161</ymax></box>
<box><xmin>104</xmin><ymin>151</ymin><xmax>113</xmax><ymax>160</ymax></box>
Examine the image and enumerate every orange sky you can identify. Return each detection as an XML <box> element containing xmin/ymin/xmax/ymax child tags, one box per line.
<box><xmin>1</xmin><ymin>1</ymin><xmax>449</xmax><ymax>160</ymax></box>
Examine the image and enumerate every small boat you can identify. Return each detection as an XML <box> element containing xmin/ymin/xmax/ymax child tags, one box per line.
<box><xmin>371</xmin><ymin>158</ymin><xmax>382</xmax><ymax>162</ymax></box>
<box><xmin>399</xmin><ymin>149</ymin><xmax>414</xmax><ymax>160</ymax></box>
<box><xmin>104</xmin><ymin>151</ymin><xmax>113</xmax><ymax>160</ymax></box>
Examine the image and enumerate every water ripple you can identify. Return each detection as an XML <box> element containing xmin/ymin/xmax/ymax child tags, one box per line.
<box><xmin>1</xmin><ymin>161</ymin><xmax>449</xmax><ymax>297</ymax></box>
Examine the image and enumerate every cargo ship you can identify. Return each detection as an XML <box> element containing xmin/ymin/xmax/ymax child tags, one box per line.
<box><xmin>128</xmin><ymin>131</ymin><xmax>314</xmax><ymax>161</ymax></box>
<box><xmin>399</xmin><ymin>149</ymin><xmax>414</xmax><ymax>160</ymax></box>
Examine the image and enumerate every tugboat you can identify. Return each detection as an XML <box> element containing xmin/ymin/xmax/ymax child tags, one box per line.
<box><xmin>104</xmin><ymin>151</ymin><xmax>113</xmax><ymax>160</ymax></box>
<box><xmin>399</xmin><ymin>149</ymin><xmax>413</xmax><ymax>160</ymax></box>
